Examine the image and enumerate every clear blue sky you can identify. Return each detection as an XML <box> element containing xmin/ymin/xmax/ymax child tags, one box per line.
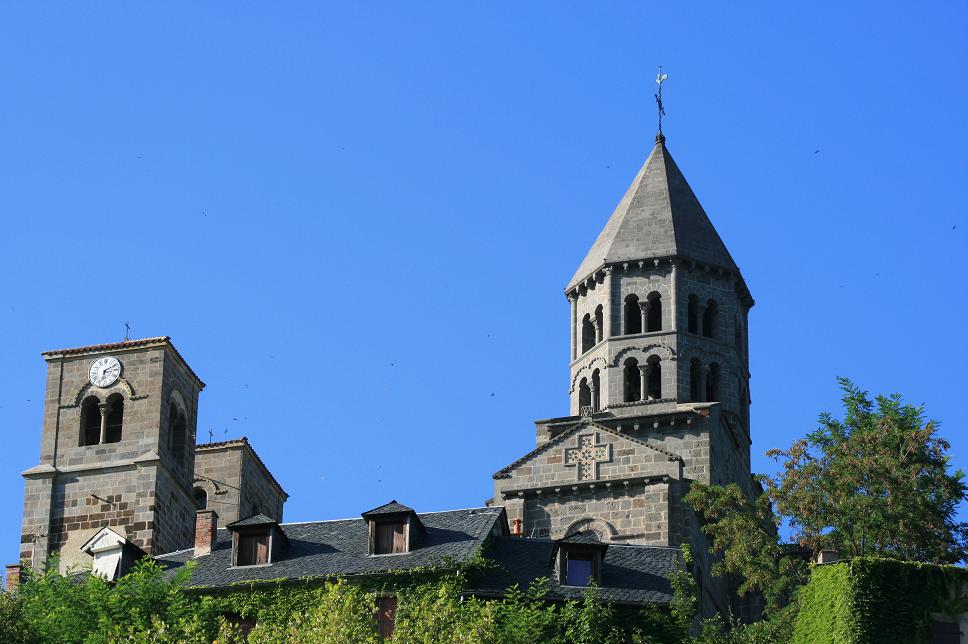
<box><xmin>1</xmin><ymin>3</ymin><xmax>966</xmax><ymax>561</ymax></box>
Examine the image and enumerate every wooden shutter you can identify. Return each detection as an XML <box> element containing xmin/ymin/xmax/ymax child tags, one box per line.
<box><xmin>255</xmin><ymin>534</ymin><xmax>269</xmax><ymax>564</ymax></box>
<box><xmin>391</xmin><ymin>522</ymin><xmax>406</xmax><ymax>553</ymax></box>
<box><xmin>376</xmin><ymin>596</ymin><xmax>397</xmax><ymax>638</ymax></box>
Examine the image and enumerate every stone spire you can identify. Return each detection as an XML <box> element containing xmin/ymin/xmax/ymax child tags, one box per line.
<box><xmin>567</xmin><ymin>136</ymin><xmax>738</xmax><ymax>292</ymax></box>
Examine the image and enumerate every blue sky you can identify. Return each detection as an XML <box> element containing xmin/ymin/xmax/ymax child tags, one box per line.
<box><xmin>1</xmin><ymin>3</ymin><xmax>966</xmax><ymax>561</ymax></box>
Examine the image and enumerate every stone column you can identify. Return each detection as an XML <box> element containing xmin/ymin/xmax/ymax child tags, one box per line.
<box><xmin>569</xmin><ymin>293</ymin><xmax>577</xmax><ymax>360</ymax></box>
<box><xmin>639</xmin><ymin>301</ymin><xmax>650</xmax><ymax>334</ymax></box>
<box><xmin>699</xmin><ymin>367</ymin><xmax>709</xmax><ymax>402</ymax></box>
<box><xmin>98</xmin><ymin>402</ymin><xmax>110</xmax><ymax>445</ymax></box>
<box><xmin>696</xmin><ymin>302</ymin><xmax>706</xmax><ymax>336</ymax></box>
<box><xmin>591</xmin><ymin>317</ymin><xmax>601</xmax><ymax>345</ymax></box>
<box><xmin>589</xmin><ymin>380</ymin><xmax>598</xmax><ymax>411</ymax></box>
<box><xmin>602</xmin><ymin>267</ymin><xmax>613</xmax><ymax>339</ymax></box>
<box><xmin>670</xmin><ymin>261</ymin><xmax>679</xmax><ymax>331</ymax></box>
<box><xmin>638</xmin><ymin>366</ymin><xmax>649</xmax><ymax>402</ymax></box>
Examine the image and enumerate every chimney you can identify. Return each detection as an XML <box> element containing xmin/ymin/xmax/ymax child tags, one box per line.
<box><xmin>5</xmin><ymin>564</ymin><xmax>21</xmax><ymax>592</ymax></box>
<box><xmin>194</xmin><ymin>509</ymin><xmax>218</xmax><ymax>557</ymax></box>
<box><xmin>815</xmin><ymin>549</ymin><xmax>840</xmax><ymax>564</ymax></box>
<box><xmin>511</xmin><ymin>517</ymin><xmax>523</xmax><ymax>537</ymax></box>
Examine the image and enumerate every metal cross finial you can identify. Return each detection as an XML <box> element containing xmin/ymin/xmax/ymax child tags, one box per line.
<box><xmin>655</xmin><ymin>65</ymin><xmax>669</xmax><ymax>135</ymax></box>
<box><xmin>207</xmin><ymin>428</ymin><xmax>214</xmax><ymax>442</ymax></box>
<box><xmin>123</xmin><ymin>321</ymin><xmax>131</xmax><ymax>341</ymax></box>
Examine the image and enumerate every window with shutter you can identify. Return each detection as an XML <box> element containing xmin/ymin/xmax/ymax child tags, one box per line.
<box><xmin>236</xmin><ymin>532</ymin><xmax>270</xmax><ymax>566</ymax></box>
<box><xmin>374</xmin><ymin>522</ymin><xmax>406</xmax><ymax>554</ymax></box>
<box><xmin>376</xmin><ymin>596</ymin><xmax>397</xmax><ymax>638</ymax></box>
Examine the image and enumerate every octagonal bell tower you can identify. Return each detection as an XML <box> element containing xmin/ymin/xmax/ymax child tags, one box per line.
<box><xmin>566</xmin><ymin>134</ymin><xmax>753</xmax><ymax>427</ymax></box>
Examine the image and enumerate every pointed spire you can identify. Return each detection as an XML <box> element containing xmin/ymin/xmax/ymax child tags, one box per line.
<box><xmin>567</xmin><ymin>139</ymin><xmax>738</xmax><ymax>292</ymax></box>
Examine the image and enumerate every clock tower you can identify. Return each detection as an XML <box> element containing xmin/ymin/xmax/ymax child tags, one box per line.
<box><xmin>19</xmin><ymin>337</ymin><xmax>204</xmax><ymax>572</ymax></box>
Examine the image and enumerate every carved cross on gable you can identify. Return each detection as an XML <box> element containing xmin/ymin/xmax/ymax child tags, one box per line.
<box><xmin>564</xmin><ymin>433</ymin><xmax>611</xmax><ymax>481</ymax></box>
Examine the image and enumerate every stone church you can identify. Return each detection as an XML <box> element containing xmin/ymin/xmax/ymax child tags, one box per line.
<box><xmin>12</xmin><ymin>132</ymin><xmax>755</xmax><ymax>618</ymax></box>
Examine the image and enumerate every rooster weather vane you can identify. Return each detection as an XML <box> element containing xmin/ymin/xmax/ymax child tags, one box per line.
<box><xmin>655</xmin><ymin>66</ymin><xmax>669</xmax><ymax>135</ymax></box>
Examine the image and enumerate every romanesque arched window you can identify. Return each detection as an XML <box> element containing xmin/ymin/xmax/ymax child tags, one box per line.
<box><xmin>80</xmin><ymin>396</ymin><xmax>101</xmax><ymax>446</ymax></box>
<box><xmin>706</xmin><ymin>363</ymin><xmax>720</xmax><ymax>402</ymax></box>
<box><xmin>703</xmin><ymin>300</ymin><xmax>718</xmax><ymax>338</ymax></box>
<box><xmin>581</xmin><ymin>314</ymin><xmax>595</xmax><ymax>353</ymax></box>
<box><xmin>169</xmin><ymin>402</ymin><xmax>188</xmax><ymax>458</ymax></box>
<box><xmin>646</xmin><ymin>292</ymin><xmax>662</xmax><ymax>332</ymax></box>
<box><xmin>193</xmin><ymin>487</ymin><xmax>208</xmax><ymax>510</ymax></box>
<box><xmin>688</xmin><ymin>295</ymin><xmax>699</xmax><ymax>334</ymax></box>
<box><xmin>578</xmin><ymin>378</ymin><xmax>591</xmax><ymax>411</ymax></box>
<box><xmin>624</xmin><ymin>294</ymin><xmax>641</xmax><ymax>335</ymax></box>
<box><xmin>690</xmin><ymin>358</ymin><xmax>703</xmax><ymax>402</ymax></box>
<box><xmin>647</xmin><ymin>357</ymin><xmax>661</xmax><ymax>400</ymax></box>
<box><xmin>594</xmin><ymin>305</ymin><xmax>604</xmax><ymax>343</ymax></box>
<box><xmin>623</xmin><ymin>357</ymin><xmax>641</xmax><ymax>402</ymax></box>
<box><xmin>591</xmin><ymin>369</ymin><xmax>601</xmax><ymax>411</ymax></box>
<box><xmin>103</xmin><ymin>393</ymin><xmax>124</xmax><ymax>443</ymax></box>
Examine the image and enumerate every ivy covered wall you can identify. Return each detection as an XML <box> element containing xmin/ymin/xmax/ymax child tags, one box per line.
<box><xmin>793</xmin><ymin>558</ymin><xmax>968</xmax><ymax>644</ymax></box>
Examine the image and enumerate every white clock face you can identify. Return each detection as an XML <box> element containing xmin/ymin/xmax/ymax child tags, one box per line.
<box><xmin>89</xmin><ymin>357</ymin><xmax>122</xmax><ymax>388</ymax></box>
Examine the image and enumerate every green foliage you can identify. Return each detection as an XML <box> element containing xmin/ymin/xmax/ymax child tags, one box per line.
<box><xmin>7</xmin><ymin>557</ymin><xmax>211</xmax><ymax>643</ymax></box>
<box><xmin>793</xmin><ymin>557</ymin><xmax>968</xmax><ymax>644</ymax></box>
<box><xmin>3</xmin><ymin>557</ymin><xmax>691</xmax><ymax>643</ymax></box>
<box><xmin>683</xmin><ymin>483</ymin><xmax>807</xmax><ymax>614</ymax></box>
<box><xmin>767</xmin><ymin>378</ymin><xmax>968</xmax><ymax>564</ymax></box>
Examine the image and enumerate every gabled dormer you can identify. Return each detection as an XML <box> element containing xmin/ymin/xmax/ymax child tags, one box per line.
<box><xmin>80</xmin><ymin>526</ymin><xmax>146</xmax><ymax>581</ymax></box>
<box><xmin>226</xmin><ymin>514</ymin><xmax>289</xmax><ymax>567</ymax></box>
<box><xmin>552</xmin><ymin>532</ymin><xmax>609</xmax><ymax>587</ymax></box>
<box><xmin>362</xmin><ymin>501</ymin><xmax>426</xmax><ymax>555</ymax></box>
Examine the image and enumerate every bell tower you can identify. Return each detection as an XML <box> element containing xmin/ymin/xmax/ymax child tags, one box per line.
<box><xmin>19</xmin><ymin>337</ymin><xmax>204</xmax><ymax>572</ymax></box>
<box><xmin>566</xmin><ymin>134</ymin><xmax>753</xmax><ymax>428</ymax></box>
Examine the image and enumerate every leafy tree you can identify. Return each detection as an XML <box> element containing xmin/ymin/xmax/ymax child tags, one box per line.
<box><xmin>683</xmin><ymin>484</ymin><xmax>807</xmax><ymax>614</ymax></box>
<box><xmin>685</xmin><ymin>378</ymin><xmax>967</xmax><ymax>641</ymax></box>
<box><xmin>766</xmin><ymin>378</ymin><xmax>967</xmax><ymax>564</ymax></box>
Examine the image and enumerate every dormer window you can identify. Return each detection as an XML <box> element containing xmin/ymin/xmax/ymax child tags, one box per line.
<box><xmin>236</xmin><ymin>531</ymin><xmax>270</xmax><ymax>566</ymax></box>
<box><xmin>374</xmin><ymin>521</ymin><xmax>406</xmax><ymax>555</ymax></box>
<box><xmin>226</xmin><ymin>514</ymin><xmax>289</xmax><ymax>567</ymax></box>
<box><xmin>554</xmin><ymin>533</ymin><xmax>608</xmax><ymax>587</ymax></box>
<box><xmin>362</xmin><ymin>500</ymin><xmax>425</xmax><ymax>556</ymax></box>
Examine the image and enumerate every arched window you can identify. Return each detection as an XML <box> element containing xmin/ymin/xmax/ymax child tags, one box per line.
<box><xmin>578</xmin><ymin>378</ymin><xmax>591</xmax><ymax>411</ymax></box>
<box><xmin>623</xmin><ymin>358</ymin><xmax>641</xmax><ymax>402</ymax></box>
<box><xmin>624</xmin><ymin>295</ymin><xmax>641</xmax><ymax>335</ymax></box>
<box><xmin>646</xmin><ymin>292</ymin><xmax>662</xmax><ymax>332</ymax></box>
<box><xmin>594</xmin><ymin>305</ymin><xmax>604</xmax><ymax>343</ymax></box>
<box><xmin>169</xmin><ymin>403</ymin><xmax>188</xmax><ymax>458</ymax></box>
<box><xmin>80</xmin><ymin>396</ymin><xmax>101</xmax><ymax>446</ymax></box>
<box><xmin>702</xmin><ymin>300</ymin><xmax>718</xmax><ymax>338</ymax></box>
<box><xmin>647</xmin><ymin>357</ymin><xmax>661</xmax><ymax>400</ymax></box>
<box><xmin>103</xmin><ymin>394</ymin><xmax>124</xmax><ymax>443</ymax></box>
<box><xmin>581</xmin><ymin>314</ymin><xmax>595</xmax><ymax>353</ymax></box>
<box><xmin>687</xmin><ymin>295</ymin><xmax>699</xmax><ymax>334</ymax></box>
<box><xmin>193</xmin><ymin>487</ymin><xmax>208</xmax><ymax>510</ymax></box>
<box><xmin>591</xmin><ymin>369</ymin><xmax>601</xmax><ymax>411</ymax></box>
<box><xmin>690</xmin><ymin>358</ymin><xmax>703</xmax><ymax>402</ymax></box>
<box><xmin>706</xmin><ymin>363</ymin><xmax>720</xmax><ymax>402</ymax></box>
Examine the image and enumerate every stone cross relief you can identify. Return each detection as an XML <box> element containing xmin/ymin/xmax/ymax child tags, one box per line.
<box><xmin>564</xmin><ymin>433</ymin><xmax>611</xmax><ymax>481</ymax></box>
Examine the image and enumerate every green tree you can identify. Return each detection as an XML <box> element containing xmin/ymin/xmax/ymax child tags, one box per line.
<box><xmin>766</xmin><ymin>378</ymin><xmax>967</xmax><ymax>564</ymax></box>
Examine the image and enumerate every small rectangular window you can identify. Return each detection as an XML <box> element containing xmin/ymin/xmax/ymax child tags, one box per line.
<box><xmin>566</xmin><ymin>554</ymin><xmax>594</xmax><ymax>586</ymax></box>
<box><xmin>376</xmin><ymin>596</ymin><xmax>397</xmax><ymax>638</ymax></box>
<box><xmin>375</xmin><ymin>522</ymin><xmax>406</xmax><ymax>554</ymax></box>
<box><xmin>236</xmin><ymin>532</ymin><xmax>270</xmax><ymax>566</ymax></box>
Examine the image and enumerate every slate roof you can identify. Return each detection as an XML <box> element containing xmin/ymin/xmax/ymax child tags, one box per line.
<box><xmin>567</xmin><ymin>137</ymin><xmax>739</xmax><ymax>292</ymax></box>
<box><xmin>227</xmin><ymin>514</ymin><xmax>277</xmax><ymax>528</ymax></box>
<box><xmin>469</xmin><ymin>537</ymin><xmax>680</xmax><ymax>606</ymax></box>
<box><xmin>361</xmin><ymin>501</ymin><xmax>415</xmax><ymax>517</ymax></box>
<box><xmin>155</xmin><ymin>507</ymin><xmax>505</xmax><ymax>588</ymax></box>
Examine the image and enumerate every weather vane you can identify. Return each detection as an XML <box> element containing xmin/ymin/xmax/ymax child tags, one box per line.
<box><xmin>123</xmin><ymin>321</ymin><xmax>131</xmax><ymax>341</ymax></box>
<box><xmin>655</xmin><ymin>65</ymin><xmax>669</xmax><ymax>135</ymax></box>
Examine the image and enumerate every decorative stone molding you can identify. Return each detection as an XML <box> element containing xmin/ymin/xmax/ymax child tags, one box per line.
<box><xmin>612</xmin><ymin>344</ymin><xmax>677</xmax><ymax>368</ymax></box>
<box><xmin>563</xmin><ymin>433</ymin><xmax>611</xmax><ymax>481</ymax></box>
<box><xmin>61</xmin><ymin>377</ymin><xmax>147</xmax><ymax>409</ymax></box>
